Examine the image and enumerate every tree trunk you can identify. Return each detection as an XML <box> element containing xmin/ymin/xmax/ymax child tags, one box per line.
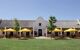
<box><xmin>51</xmin><ymin>31</ymin><xmax>54</xmax><ymax>39</ymax></box>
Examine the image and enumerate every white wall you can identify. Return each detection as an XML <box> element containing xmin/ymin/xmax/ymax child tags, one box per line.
<box><xmin>33</xmin><ymin>17</ymin><xmax>48</xmax><ymax>36</ymax></box>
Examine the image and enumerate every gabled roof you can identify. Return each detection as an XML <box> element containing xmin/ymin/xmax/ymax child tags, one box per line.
<box><xmin>0</xmin><ymin>20</ymin><xmax>80</xmax><ymax>28</ymax></box>
<box><xmin>0</xmin><ymin>20</ymin><xmax>35</xmax><ymax>28</ymax></box>
<box><xmin>54</xmin><ymin>20</ymin><xmax>80</xmax><ymax>28</ymax></box>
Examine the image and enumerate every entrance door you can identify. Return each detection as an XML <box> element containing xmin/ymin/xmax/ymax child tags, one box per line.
<box><xmin>38</xmin><ymin>29</ymin><xmax>42</xmax><ymax>36</ymax></box>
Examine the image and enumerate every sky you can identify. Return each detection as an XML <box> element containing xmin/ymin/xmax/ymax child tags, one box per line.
<box><xmin>0</xmin><ymin>0</ymin><xmax>80</xmax><ymax>20</ymax></box>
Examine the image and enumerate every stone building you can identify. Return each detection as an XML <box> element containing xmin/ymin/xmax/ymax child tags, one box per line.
<box><xmin>0</xmin><ymin>17</ymin><xmax>80</xmax><ymax>37</ymax></box>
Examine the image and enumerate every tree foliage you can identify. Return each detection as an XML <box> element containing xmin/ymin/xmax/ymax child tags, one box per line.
<box><xmin>47</xmin><ymin>16</ymin><xmax>57</xmax><ymax>31</ymax></box>
<box><xmin>14</xmin><ymin>18</ymin><xmax>20</xmax><ymax>31</ymax></box>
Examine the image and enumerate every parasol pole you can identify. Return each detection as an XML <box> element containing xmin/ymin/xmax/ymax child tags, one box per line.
<box><xmin>4</xmin><ymin>27</ymin><xmax>6</xmax><ymax>38</ymax></box>
<box><xmin>19</xmin><ymin>27</ymin><xmax>21</xmax><ymax>38</ymax></box>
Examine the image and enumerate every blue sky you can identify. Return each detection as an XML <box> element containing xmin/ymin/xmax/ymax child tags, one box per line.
<box><xmin>0</xmin><ymin>0</ymin><xmax>80</xmax><ymax>20</ymax></box>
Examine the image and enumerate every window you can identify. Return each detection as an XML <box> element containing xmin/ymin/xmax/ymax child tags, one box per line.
<box><xmin>39</xmin><ymin>23</ymin><xmax>41</xmax><ymax>26</ymax></box>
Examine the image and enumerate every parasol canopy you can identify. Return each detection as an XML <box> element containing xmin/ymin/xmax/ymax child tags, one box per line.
<box><xmin>19</xmin><ymin>28</ymin><xmax>31</xmax><ymax>32</ymax></box>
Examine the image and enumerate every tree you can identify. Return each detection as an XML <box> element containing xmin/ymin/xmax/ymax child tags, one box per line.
<box><xmin>47</xmin><ymin>16</ymin><xmax>57</xmax><ymax>38</ymax></box>
<box><xmin>14</xmin><ymin>18</ymin><xmax>20</xmax><ymax>31</ymax></box>
<box><xmin>13</xmin><ymin>18</ymin><xmax>20</xmax><ymax>38</ymax></box>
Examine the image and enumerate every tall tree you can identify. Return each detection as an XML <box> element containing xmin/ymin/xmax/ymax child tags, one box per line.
<box><xmin>13</xmin><ymin>18</ymin><xmax>20</xmax><ymax>38</ymax></box>
<box><xmin>14</xmin><ymin>18</ymin><xmax>20</xmax><ymax>31</ymax></box>
<box><xmin>47</xmin><ymin>16</ymin><xmax>57</xmax><ymax>37</ymax></box>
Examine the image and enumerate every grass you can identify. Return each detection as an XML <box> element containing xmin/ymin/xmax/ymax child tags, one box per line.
<box><xmin>0</xmin><ymin>39</ymin><xmax>80</xmax><ymax>50</ymax></box>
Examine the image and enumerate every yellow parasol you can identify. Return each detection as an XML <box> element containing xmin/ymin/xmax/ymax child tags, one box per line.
<box><xmin>64</xmin><ymin>28</ymin><xmax>77</xmax><ymax>32</ymax></box>
<box><xmin>0</xmin><ymin>29</ymin><xmax>2</xmax><ymax>32</ymax></box>
<box><xmin>3</xmin><ymin>28</ymin><xmax>16</xmax><ymax>32</ymax></box>
<box><xmin>78</xmin><ymin>30</ymin><xmax>80</xmax><ymax>32</ymax></box>
<box><xmin>52</xmin><ymin>28</ymin><xmax>62</xmax><ymax>32</ymax></box>
<box><xmin>19</xmin><ymin>28</ymin><xmax>31</xmax><ymax>32</ymax></box>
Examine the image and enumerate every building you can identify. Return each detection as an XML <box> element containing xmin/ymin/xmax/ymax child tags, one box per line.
<box><xmin>0</xmin><ymin>17</ymin><xmax>80</xmax><ymax>37</ymax></box>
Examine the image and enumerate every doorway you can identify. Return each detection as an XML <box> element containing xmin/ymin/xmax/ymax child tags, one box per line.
<box><xmin>38</xmin><ymin>29</ymin><xmax>42</xmax><ymax>36</ymax></box>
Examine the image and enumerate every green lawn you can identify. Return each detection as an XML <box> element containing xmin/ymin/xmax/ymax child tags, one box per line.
<box><xmin>0</xmin><ymin>39</ymin><xmax>80</xmax><ymax>50</ymax></box>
